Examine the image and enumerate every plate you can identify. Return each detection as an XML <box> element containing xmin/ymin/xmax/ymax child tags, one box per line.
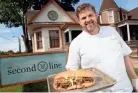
<box><xmin>47</xmin><ymin>68</ymin><xmax>116</xmax><ymax>92</ymax></box>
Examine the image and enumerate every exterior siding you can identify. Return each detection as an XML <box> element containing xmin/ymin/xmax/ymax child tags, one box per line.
<box><xmin>114</xmin><ymin>11</ymin><xmax>120</xmax><ymax>23</ymax></box>
<box><xmin>32</xmin><ymin>35</ymin><xmax>35</xmax><ymax>52</ymax></box>
<box><xmin>101</xmin><ymin>11</ymin><xmax>108</xmax><ymax>24</ymax></box>
<box><xmin>32</xmin><ymin>4</ymin><xmax>73</xmax><ymax>23</ymax></box>
<box><xmin>42</xmin><ymin>27</ymin><xmax>62</xmax><ymax>51</ymax></box>
<box><xmin>34</xmin><ymin>28</ymin><xmax>45</xmax><ymax>52</ymax></box>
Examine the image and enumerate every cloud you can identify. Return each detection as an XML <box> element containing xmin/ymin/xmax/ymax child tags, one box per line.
<box><xmin>0</xmin><ymin>24</ymin><xmax>23</xmax><ymax>38</ymax></box>
<box><xmin>0</xmin><ymin>24</ymin><xmax>11</xmax><ymax>33</ymax></box>
<box><xmin>0</xmin><ymin>30</ymin><xmax>11</xmax><ymax>33</ymax></box>
<box><xmin>0</xmin><ymin>37</ymin><xmax>26</xmax><ymax>52</ymax></box>
<box><xmin>0</xmin><ymin>24</ymin><xmax>25</xmax><ymax>52</ymax></box>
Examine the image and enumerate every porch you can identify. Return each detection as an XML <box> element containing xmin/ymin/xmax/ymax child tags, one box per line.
<box><xmin>118</xmin><ymin>20</ymin><xmax>138</xmax><ymax>41</ymax></box>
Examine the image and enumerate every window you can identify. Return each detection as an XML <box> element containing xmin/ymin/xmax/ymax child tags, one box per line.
<box><xmin>100</xmin><ymin>15</ymin><xmax>102</xmax><ymax>23</ymax></box>
<box><xmin>108</xmin><ymin>11</ymin><xmax>113</xmax><ymax>23</ymax></box>
<box><xmin>71</xmin><ymin>30</ymin><xmax>82</xmax><ymax>40</ymax></box>
<box><xmin>114</xmin><ymin>11</ymin><xmax>120</xmax><ymax>22</ymax></box>
<box><xmin>49</xmin><ymin>30</ymin><xmax>59</xmax><ymax>48</ymax></box>
<box><xmin>36</xmin><ymin>31</ymin><xmax>43</xmax><ymax>49</ymax></box>
<box><xmin>123</xmin><ymin>14</ymin><xmax>127</xmax><ymax>20</ymax></box>
<box><xmin>65</xmin><ymin>32</ymin><xmax>69</xmax><ymax>43</ymax></box>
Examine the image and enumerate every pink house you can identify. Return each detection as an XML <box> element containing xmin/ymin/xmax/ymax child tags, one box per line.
<box><xmin>25</xmin><ymin>0</ymin><xmax>138</xmax><ymax>52</ymax></box>
<box><xmin>99</xmin><ymin>0</ymin><xmax>138</xmax><ymax>41</ymax></box>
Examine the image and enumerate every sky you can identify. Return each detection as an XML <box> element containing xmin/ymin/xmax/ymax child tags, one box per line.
<box><xmin>0</xmin><ymin>24</ymin><xmax>25</xmax><ymax>52</ymax></box>
<box><xmin>0</xmin><ymin>0</ymin><xmax>138</xmax><ymax>52</ymax></box>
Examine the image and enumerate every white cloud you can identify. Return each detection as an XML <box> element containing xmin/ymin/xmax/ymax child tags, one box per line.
<box><xmin>0</xmin><ymin>29</ymin><xmax>10</xmax><ymax>33</ymax></box>
<box><xmin>0</xmin><ymin>37</ymin><xmax>26</xmax><ymax>52</ymax></box>
<box><xmin>0</xmin><ymin>24</ymin><xmax>11</xmax><ymax>33</ymax></box>
<box><xmin>0</xmin><ymin>24</ymin><xmax>25</xmax><ymax>52</ymax></box>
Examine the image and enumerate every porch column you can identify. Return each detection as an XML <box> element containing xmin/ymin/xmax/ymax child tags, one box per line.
<box><xmin>126</xmin><ymin>23</ymin><xmax>131</xmax><ymax>41</ymax></box>
<box><xmin>69</xmin><ymin>31</ymin><xmax>72</xmax><ymax>43</ymax></box>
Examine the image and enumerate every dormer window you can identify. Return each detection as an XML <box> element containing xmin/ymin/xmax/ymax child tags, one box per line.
<box><xmin>122</xmin><ymin>14</ymin><xmax>127</xmax><ymax>20</ymax></box>
<box><xmin>49</xmin><ymin>30</ymin><xmax>59</xmax><ymax>48</ymax></box>
<box><xmin>36</xmin><ymin>31</ymin><xmax>43</xmax><ymax>49</ymax></box>
<box><xmin>108</xmin><ymin>11</ymin><xmax>114</xmax><ymax>23</ymax></box>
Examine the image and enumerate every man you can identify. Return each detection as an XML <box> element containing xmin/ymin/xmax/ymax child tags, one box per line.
<box><xmin>66</xmin><ymin>3</ymin><xmax>138</xmax><ymax>92</ymax></box>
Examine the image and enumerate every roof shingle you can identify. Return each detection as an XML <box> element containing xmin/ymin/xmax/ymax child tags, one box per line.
<box><xmin>100</xmin><ymin>0</ymin><xmax>119</xmax><ymax>12</ymax></box>
<box><xmin>128</xmin><ymin>7</ymin><xmax>138</xmax><ymax>19</ymax></box>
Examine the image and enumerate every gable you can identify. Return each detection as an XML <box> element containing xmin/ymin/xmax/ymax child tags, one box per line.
<box><xmin>100</xmin><ymin>0</ymin><xmax>119</xmax><ymax>13</ymax></box>
<box><xmin>128</xmin><ymin>7</ymin><xmax>138</xmax><ymax>19</ymax></box>
<box><xmin>31</xmin><ymin>2</ymin><xmax>76</xmax><ymax>23</ymax></box>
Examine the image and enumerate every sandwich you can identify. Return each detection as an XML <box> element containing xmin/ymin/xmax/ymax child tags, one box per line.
<box><xmin>53</xmin><ymin>69</ymin><xmax>95</xmax><ymax>91</ymax></box>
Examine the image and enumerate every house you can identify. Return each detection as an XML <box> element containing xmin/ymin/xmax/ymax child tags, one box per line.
<box><xmin>25</xmin><ymin>0</ymin><xmax>138</xmax><ymax>53</ymax></box>
<box><xmin>99</xmin><ymin>0</ymin><xmax>138</xmax><ymax>41</ymax></box>
<box><xmin>25</xmin><ymin>0</ymin><xmax>81</xmax><ymax>52</ymax></box>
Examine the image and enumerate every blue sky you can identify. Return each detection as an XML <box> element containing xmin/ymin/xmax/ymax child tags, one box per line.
<box><xmin>0</xmin><ymin>24</ymin><xmax>25</xmax><ymax>52</ymax></box>
<box><xmin>75</xmin><ymin>0</ymin><xmax>138</xmax><ymax>12</ymax></box>
<box><xmin>0</xmin><ymin>0</ymin><xmax>138</xmax><ymax>52</ymax></box>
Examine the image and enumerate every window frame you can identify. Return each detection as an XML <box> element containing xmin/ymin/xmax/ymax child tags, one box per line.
<box><xmin>108</xmin><ymin>11</ymin><xmax>114</xmax><ymax>23</ymax></box>
<box><xmin>36</xmin><ymin>31</ymin><xmax>43</xmax><ymax>49</ymax></box>
<box><xmin>49</xmin><ymin>30</ymin><xmax>60</xmax><ymax>48</ymax></box>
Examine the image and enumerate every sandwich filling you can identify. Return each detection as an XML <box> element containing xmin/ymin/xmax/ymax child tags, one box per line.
<box><xmin>55</xmin><ymin>76</ymin><xmax>94</xmax><ymax>89</ymax></box>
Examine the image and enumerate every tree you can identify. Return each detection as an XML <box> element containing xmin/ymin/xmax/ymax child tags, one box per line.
<box><xmin>0</xmin><ymin>0</ymin><xmax>79</xmax><ymax>52</ymax></box>
<box><xmin>0</xmin><ymin>51</ymin><xmax>7</xmax><ymax>55</ymax></box>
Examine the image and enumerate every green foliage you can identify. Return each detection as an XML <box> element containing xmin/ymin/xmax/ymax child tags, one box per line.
<box><xmin>0</xmin><ymin>0</ymin><xmax>79</xmax><ymax>52</ymax></box>
<box><xmin>0</xmin><ymin>51</ymin><xmax>8</xmax><ymax>55</ymax></box>
<box><xmin>8</xmin><ymin>50</ymin><xmax>14</xmax><ymax>53</ymax></box>
<box><xmin>0</xmin><ymin>85</ymin><xmax>23</xmax><ymax>92</ymax></box>
<box><xmin>135</xmin><ymin>68</ymin><xmax>138</xmax><ymax>74</ymax></box>
<box><xmin>0</xmin><ymin>0</ymin><xmax>79</xmax><ymax>28</ymax></box>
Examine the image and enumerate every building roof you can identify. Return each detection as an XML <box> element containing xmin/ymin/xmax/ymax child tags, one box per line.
<box><xmin>120</xmin><ymin>8</ymin><xmax>128</xmax><ymax>13</ymax></box>
<box><xmin>128</xmin><ymin>7</ymin><xmax>138</xmax><ymax>19</ymax></box>
<box><xmin>100</xmin><ymin>0</ymin><xmax>119</xmax><ymax>12</ymax></box>
<box><xmin>67</xmin><ymin>12</ymin><xmax>79</xmax><ymax>23</ymax></box>
<box><xmin>28</xmin><ymin>0</ymin><xmax>77</xmax><ymax>24</ymax></box>
<box><xmin>25</xmin><ymin>10</ymin><xmax>39</xmax><ymax>16</ymax></box>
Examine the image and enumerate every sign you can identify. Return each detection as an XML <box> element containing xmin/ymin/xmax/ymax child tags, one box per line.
<box><xmin>0</xmin><ymin>52</ymin><xmax>66</xmax><ymax>86</ymax></box>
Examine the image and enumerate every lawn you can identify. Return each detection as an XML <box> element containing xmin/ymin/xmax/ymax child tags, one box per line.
<box><xmin>0</xmin><ymin>81</ymin><xmax>48</xmax><ymax>92</ymax></box>
<box><xmin>0</xmin><ymin>68</ymin><xmax>138</xmax><ymax>92</ymax></box>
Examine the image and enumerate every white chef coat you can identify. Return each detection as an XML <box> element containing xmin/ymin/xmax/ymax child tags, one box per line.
<box><xmin>66</xmin><ymin>26</ymin><xmax>133</xmax><ymax>92</ymax></box>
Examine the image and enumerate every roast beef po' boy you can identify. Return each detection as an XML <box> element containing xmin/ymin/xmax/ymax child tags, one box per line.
<box><xmin>53</xmin><ymin>69</ymin><xmax>95</xmax><ymax>91</ymax></box>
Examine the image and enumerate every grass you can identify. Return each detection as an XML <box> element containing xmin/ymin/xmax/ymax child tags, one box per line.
<box><xmin>135</xmin><ymin>68</ymin><xmax>138</xmax><ymax>74</ymax></box>
<box><xmin>0</xmin><ymin>81</ymin><xmax>48</xmax><ymax>92</ymax></box>
<box><xmin>0</xmin><ymin>69</ymin><xmax>138</xmax><ymax>92</ymax></box>
<box><xmin>0</xmin><ymin>85</ymin><xmax>23</xmax><ymax>92</ymax></box>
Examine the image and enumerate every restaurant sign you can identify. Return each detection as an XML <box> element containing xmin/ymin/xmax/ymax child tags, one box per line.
<box><xmin>0</xmin><ymin>52</ymin><xmax>66</xmax><ymax>86</ymax></box>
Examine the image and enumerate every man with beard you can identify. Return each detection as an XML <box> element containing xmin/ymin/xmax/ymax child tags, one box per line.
<box><xmin>66</xmin><ymin>3</ymin><xmax>138</xmax><ymax>92</ymax></box>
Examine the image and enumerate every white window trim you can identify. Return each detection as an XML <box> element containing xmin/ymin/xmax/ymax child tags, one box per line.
<box><xmin>34</xmin><ymin>33</ymin><xmax>36</xmax><ymax>52</ymax></box>
<box><xmin>112</xmin><ymin>11</ymin><xmax>114</xmax><ymax>23</ymax></box>
<box><xmin>100</xmin><ymin>15</ymin><xmax>102</xmax><ymax>24</ymax></box>
<box><xmin>49</xmin><ymin>30</ymin><xmax>60</xmax><ymax>49</ymax></box>
<box><xmin>34</xmin><ymin>30</ymin><xmax>44</xmax><ymax>52</ymax></box>
<box><xmin>118</xmin><ymin>12</ymin><xmax>120</xmax><ymax>22</ymax></box>
<box><xmin>108</xmin><ymin>10</ymin><xmax>114</xmax><ymax>23</ymax></box>
<box><xmin>36</xmin><ymin>31</ymin><xmax>43</xmax><ymax>50</ymax></box>
<box><xmin>32</xmin><ymin>35</ymin><xmax>35</xmax><ymax>52</ymax></box>
<box><xmin>125</xmin><ymin>14</ymin><xmax>128</xmax><ymax>20</ymax></box>
<box><xmin>122</xmin><ymin>14</ymin><xmax>127</xmax><ymax>20</ymax></box>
